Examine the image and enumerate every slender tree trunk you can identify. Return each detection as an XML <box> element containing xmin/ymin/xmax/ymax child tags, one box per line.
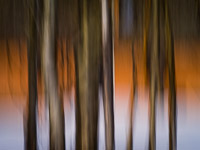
<box><xmin>164</xmin><ymin>0</ymin><xmax>177</xmax><ymax>149</ymax></box>
<box><xmin>143</xmin><ymin>0</ymin><xmax>151</xmax><ymax>85</ymax></box>
<box><xmin>75</xmin><ymin>0</ymin><xmax>101</xmax><ymax>149</ymax></box>
<box><xmin>41</xmin><ymin>0</ymin><xmax>65</xmax><ymax>149</ymax></box>
<box><xmin>66</xmin><ymin>39</ymin><xmax>71</xmax><ymax>95</ymax></box>
<box><xmin>26</xmin><ymin>0</ymin><xmax>38</xmax><ymax>149</ymax></box>
<box><xmin>101</xmin><ymin>0</ymin><xmax>115</xmax><ymax>149</ymax></box>
<box><xmin>127</xmin><ymin>42</ymin><xmax>137</xmax><ymax>150</ymax></box>
<box><xmin>149</xmin><ymin>0</ymin><xmax>159</xmax><ymax>149</ymax></box>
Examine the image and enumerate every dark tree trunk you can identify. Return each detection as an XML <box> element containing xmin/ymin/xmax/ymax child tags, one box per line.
<box><xmin>101</xmin><ymin>0</ymin><xmax>115</xmax><ymax>149</ymax></box>
<box><xmin>149</xmin><ymin>0</ymin><xmax>160</xmax><ymax>149</ymax></box>
<box><xmin>143</xmin><ymin>0</ymin><xmax>151</xmax><ymax>85</ymax></box>
<box><xmin>75</xmin><ymin>0</ymin><xmax>101</xmax><ymax>149</ymax></box>
<box><xmin>164</xmin><ymin>0</ymin><xmax>177</xmax><ymax>149</ymax></box>
<box><xmin>41</xmin><ymin>0</ymin><xmax>65</xmax><ymax>149</ymax></box>
<box><xmin>26</xmin><ymin>0</ymin><xmax>38</xmax><ymax>149</ymax></box>
<box><xmin>66</xmin><ymin>40</ymin><xmax>70</xmax><ymax>95</ymax></box>
<box><xmin>127</xmin><ymin>42</ymin><xmax>137</xmax><ymax>150</ymax></box>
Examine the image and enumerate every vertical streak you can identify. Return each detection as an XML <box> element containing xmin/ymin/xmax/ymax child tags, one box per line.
<box><xmin>26</xmin><ymin>0</ymin><xmax>38</xmax><ymax>149</ymax></box>
<box><xmin>42</xmin><ymin>0</ymin><xmax>65</xmax><ymax>149</ymax></box>
<box><xmin>164</xmin><ymin>0</ymin><xmax>177</xmax><ymax>149</ymax></box>
<box><xmin>143</xmin><ymin>0</ymin><xmax>151</xmax><ymax>85</ymax></box>
<box><xmin>76</xmin><ymin>0</ymin><xmax>101</xmax><ymax>149</ymax></box>
<box><xmin>149</xmin><ymin>0</ymin><xmax>159</xmax><ymax>149</ymax></box>
<box><xmin>127</xmin><ymin>42</ymin><xmax>137</xmax><ymax>150</ymax></box>
<box><xmin>102</xmin><ymin>0</ymin><xmax>115</xmax><ymax>149</ymax></box>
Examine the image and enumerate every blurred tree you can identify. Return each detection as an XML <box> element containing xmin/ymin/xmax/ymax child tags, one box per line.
<box><xmin>119</xmin><ymin>0</ymin><xmax>138</xmax><ymax>150</ymax></box>
<box><xmin>75</xmin><ymin>0</ymin><xmax>101</xmax><ymax>149</ymax></box>
<box><xmin>164</xmin><ymin>0</ymin><xmax>177</xmax><ymax>149</ymax></box>
<box><xmin>26</xmin><ymin>0</ymin><xmax>39</xmax><ymax>149</ymax></box>
<box><xmin>143</xmin><ymin>0</ymin><xmax>151</xmax><ymax>86</ymax></box>
<box><xmin>41</xmin><ymin>0</ymin><xmax>65</xmax><ymax>149</ymax></box>
<box><xmin>149</xmin><ymin>0</ymin><xmax>159</xmax><ymax>149</ymax></box>
<box><xmin>118</xmin><ymin>0</ymin><xmax>138</xmax><ymax>149</ymax></box>
<box><xmin>101</xmin><ymin>0</ymin><xmax>115</xmax><ymax>149</ymax></box>
<box><xmin>127</xmin><ymin>42</ymin><xmax>138</xmax><ymax>150</ymax></box>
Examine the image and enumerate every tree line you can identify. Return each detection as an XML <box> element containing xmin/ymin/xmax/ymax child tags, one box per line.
<box><xmin>24</xmin><ymin>0</ymin><xmax>177</xmax><ymax>150</ymax></box>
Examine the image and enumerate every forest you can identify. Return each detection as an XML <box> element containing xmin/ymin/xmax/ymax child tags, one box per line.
<box><xmin>0</xmin><ymin>0</ymin><xmax>200</xmax><ymax>150</ymax></box>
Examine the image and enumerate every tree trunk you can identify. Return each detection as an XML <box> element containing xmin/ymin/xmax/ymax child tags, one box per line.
<box><xmin>127</xmin><ymin>42</ymin><xmax>137</xmax><ymax>150</ymax></box>
<box><xmin>149</xmin><ymin>0</ymin><xmax>159</xmax><ymax>149</ymax></box>
<box><xmin>75</xmin><ymin>0</ymin><xmax>101</xmax><ymax>149</ymax></box>
<box><xmin>164</xmin><ymin>0</ymin><xmax>177</xmax><ymax>149</ymax></box>
<box><xmin>101</xmin><ymin>0</ymin><xmax>115</xmax><ymax>149</ymax></box>
<box><xmin>41</xmin><ymin>0</ymin><xmax>65</xmax><ymax>149</ymax></box>
<box><xmin>143</xmin><ymin>0</ymin><xmax>151</xmax><ymax>85</ymax></box>
<box><xmin>26</xmin><ymin>0</ymin><xmax>38</xmax><ymax>149</ymax></box>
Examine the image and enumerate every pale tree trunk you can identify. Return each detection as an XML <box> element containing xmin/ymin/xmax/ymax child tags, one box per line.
<box><xmin>75</xmin><ymin>0</ymin><xmax>101</xmax><ymax>149</ymax></box>
<box><xmin>149</xmin><ymin>0</ymin><xmax>159</xmax><ymax>149</ymax></box>
<box><xmin>164</xmin><ymin>0</ymin><xmax>177</xmax><ymax>149</ymax></box>
<box><xmin>41</xmin><ymin>0</ymin><xmax>65</xmax><ymax>149</ymax></box>
<box><xmin>101</xmin><ymin>0</ymin><xmax>115</xmax><ymax>149</ymax></box>
<box><xmin>26</xmin><ymin>0</ymin><xmax>38</xmax><ymax>149</ymax></box>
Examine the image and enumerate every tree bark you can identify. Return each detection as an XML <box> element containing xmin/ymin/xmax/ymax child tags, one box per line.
<box><xmin>143</xmin><ymin>0</ymin><xmax>151</xmax><ymax>85</ymax></box>
<box><xmin>149</xmin><ymin>0</ymin><xmax>159</xmax><ymax>149</ymax></box>
<box><xmin>101</xmin><ymin>0</ymin><xmax>115</xmax><ymax>149</ymax></box>
<box><xmin>127</xmin><ymin>42</ymin><xmax>137</xmax><ymax>150</ymax></box>
<box><xmin>75</xmin><ymin>0</ymin><xmax>101</xmax><ymax>149</ymax></box>
<box><xmin>41</xmin><ymin>0</ymin><xmax>65</xmax><ymax>149</ymax></box>
<box><xmin>26</xmin><ymin>0</ymin><xmax>38</xmax><ymax>149</ymax></box>
<box><xmin>164</xmin><ymin>0</ymin><xmax>177</xmax><ymax>149</ymax></box>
